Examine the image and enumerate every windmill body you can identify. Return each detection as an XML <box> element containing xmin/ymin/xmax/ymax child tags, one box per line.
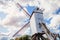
<box><xmin>30</xmin><ymin>8</ymin><xmax>54</xmax><ymax>40</ymax></box>
<box><xmin>30</xmin><ymin>8</ymin><xmax>44</xmax><ymax>35</ymax></box>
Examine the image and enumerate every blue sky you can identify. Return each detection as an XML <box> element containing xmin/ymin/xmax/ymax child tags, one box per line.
<box><xmin>54</xmin><ymin>8</ymin><xmax>60</xmax><ymax>14</ymax></box>
<box><xmin>0</xmin><ymin>12</ymin><xmax>7</xmax><ymax>20</ymax></box>
<box><xmin>0</xmin><ymin>25</ymin><xmax>8</xmax><ymax>33</ymax></box>
<box><xmin>44</xmin><ymin>17</ymin><xmax>52</xmax><ymax>24</ymax></box>
<box><xmin>0</xmin><ymin>12</ymin><xmax>8</xmax><ymax>34</ymax></box>
<box><xmin>26</xmin><ymin>5</ymin><xmax>36</xmax><ymax>15</ymax></box>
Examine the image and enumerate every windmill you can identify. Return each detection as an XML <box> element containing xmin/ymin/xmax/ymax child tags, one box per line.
<box><xmin>12</xmin><ymin>3</ymin><xmax>59</xmax><ymax>40</ymax></box>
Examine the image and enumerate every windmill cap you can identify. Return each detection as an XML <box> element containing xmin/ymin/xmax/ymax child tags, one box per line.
<box><xmin>32</xmin><ymin>7</ymin><xmax>44</xmax><ymax>14</ymax></box>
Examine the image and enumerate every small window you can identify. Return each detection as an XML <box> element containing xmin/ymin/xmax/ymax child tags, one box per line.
<box><xmin>39</xmin><ymin>23</ymin><xmax>42</xmax><ymax>28</ymax></box>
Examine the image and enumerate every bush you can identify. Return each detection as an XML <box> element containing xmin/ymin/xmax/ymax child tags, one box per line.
<box><xmin>15</xmin><ymin>35</ymin><xmax>31</xmax><ymax>40</ymax></box>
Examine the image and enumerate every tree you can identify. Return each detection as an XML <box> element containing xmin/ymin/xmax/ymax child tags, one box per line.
<box><xmin>19</xmin><ymin>35</ymin><xmax>31</xmax><ymax>40</ymax></box>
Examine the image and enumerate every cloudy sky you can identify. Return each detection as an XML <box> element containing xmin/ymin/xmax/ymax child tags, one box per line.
<box><xmin>0</xmin><ymin>0</ymin><xmax>60</xmax><ymax>39</ymax></box>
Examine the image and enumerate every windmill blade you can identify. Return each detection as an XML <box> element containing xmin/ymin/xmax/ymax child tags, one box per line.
<box><xmin>13</xmin><ymin>21</ymin><xmax>30</xmax><ymax>37</ymax></box>
<box><xmin>12</xmin><ymin>13</ymin><xmax>34</xmax><ymax>37</ymax></box>
<box><xmin>12</xmin><ymin>2</ymin><xmax>31</xmax><ymax>37</ymax></box>
<box><xmin>16</xmin><ymin>3</ymin><xmax>30</xmax><ymax>17</ymax></box>
<box><xmin>16</xmin><ymin>23</ymin><xmax>30</xmax><ymax>35</ymax></box>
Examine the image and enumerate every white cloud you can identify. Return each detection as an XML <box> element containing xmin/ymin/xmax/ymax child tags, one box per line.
<box><xmin>0</xmin><ymin>1</ymin><xmax>28</xmax><ymax>26</ymax></box>
<box><xmin>0</xmin><ymin>1</ymin><xmax>29</xmax><ymax>36</ymax></box>
<box><xmin>46</xmin><ymin>15</ymin><xmax>60</xmax><ymax>34</ymax></box>
<box><xmin>49</xmin><ymin>15</ymin><xmax>60</xmax><ymax>28</ymax></box>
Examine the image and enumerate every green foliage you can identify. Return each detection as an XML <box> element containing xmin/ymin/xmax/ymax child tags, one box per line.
<box><xmin>22</xmin><ymin>35</ymin><xmax>30</xmax><ymax>40</ymax></box>
<box><xmin>15</xmin><ymin>35</ymin><xmax>31</xmax><ymax>40</ymax></box>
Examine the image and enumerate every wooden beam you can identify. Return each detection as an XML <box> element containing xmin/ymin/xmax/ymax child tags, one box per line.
<box><xmin>40</xmin><ymin>23</ymin><xmax>54</xmax><ymax>40</ymax></box>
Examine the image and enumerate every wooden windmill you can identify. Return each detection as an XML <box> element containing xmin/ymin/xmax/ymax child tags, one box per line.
<box><xmin>12</xmin><ymin>3</ymin><xmax>60</xmax><ymax>40</ymax></box>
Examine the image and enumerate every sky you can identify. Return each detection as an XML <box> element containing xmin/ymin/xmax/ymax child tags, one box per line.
<box><xmin>0</xmin><ymin>0</ymin><xmax>60</xmax><ymax>40</ymax></box>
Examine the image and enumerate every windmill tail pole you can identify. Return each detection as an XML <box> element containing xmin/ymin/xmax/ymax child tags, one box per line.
<box><xmin>40</xmin><ymin>23</ymin><xmax>54</xmax><ymax>40</ymax></box>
